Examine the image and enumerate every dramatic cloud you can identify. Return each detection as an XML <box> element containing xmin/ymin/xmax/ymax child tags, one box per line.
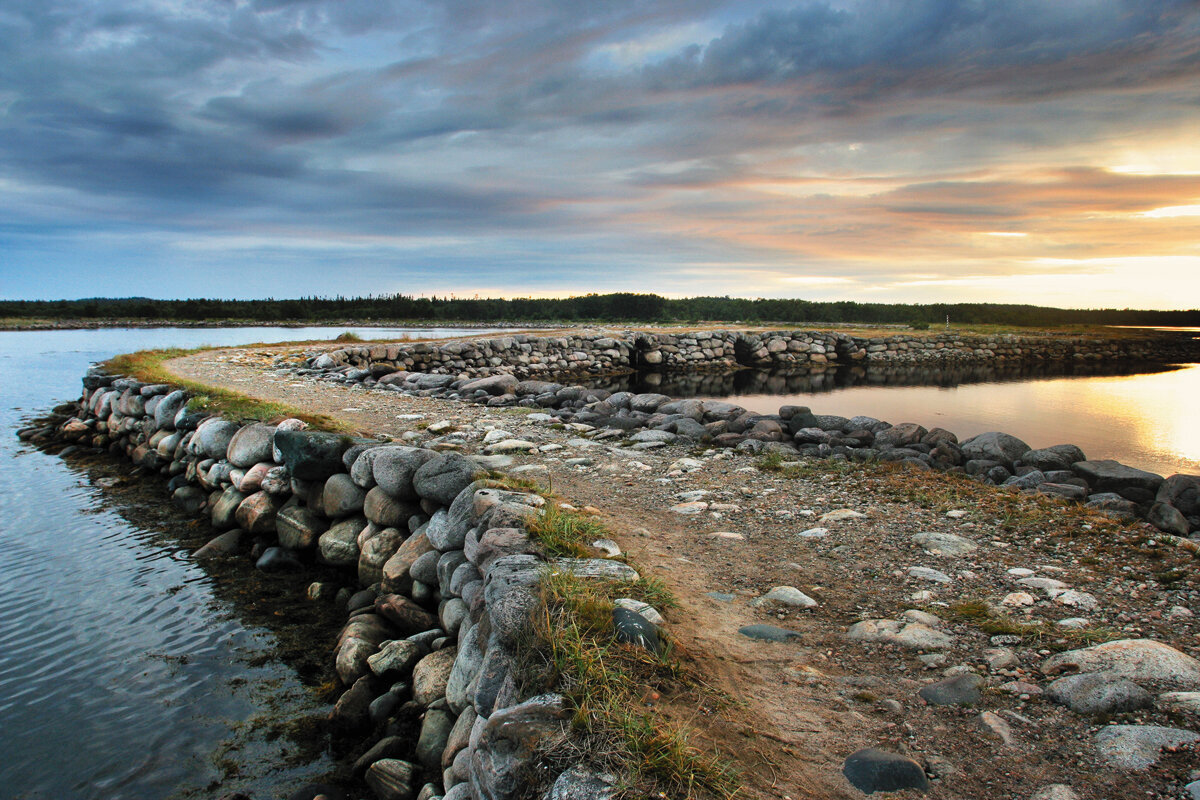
<box><xmin>0</xmin><ymin>0</ymin><xmax>1197</xmax><ymax>306</ymax></box>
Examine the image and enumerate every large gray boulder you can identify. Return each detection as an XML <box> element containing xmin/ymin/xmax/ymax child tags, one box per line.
<box><xmin>276</xmin><ymin>505</ymin><xmax>328</xmax><ymax>550</ymax></box>
<box><xmin>1047</xmin><ymin>672</ymin><xmax>1154</xmax><ymax>716</ymax></box>
<box><xmin>959</xmin><ymin>431</ymin><xmax>1031</xmax><ymax>467</ymax></box>
<box><xmin>323</xmin><ymin>473</ymin><xmax>367</xmax><ymax>518</ymax></box>
<box><xmin>1093</xmin><ymin>725</ymin><xmax>1200</xmax><ymax>770</ymax></box>
<box><xmin>226</xmin><ymin>423</ymin><xmax>276</xmax><ymax>468</ymax></box>
<box><xmin>414</xmin><ymin>453</ymin><xmax>485</xmax><ymax>506</ymax></box>
<box><xmin>460</xmin><ymin>374</ymin><xmax>519</xmax><ymax>396</ymax></box>
<box><xmin>153</xmin><ymin>390</ymin><xmax>188</xmax><ymax>430</ymax></box>
<box><xmin>1072</xmin><ymin>460</ymin><xmax>1164</xmax><ymax>502</ymax></box>
<box><xmin>196</xmin><ymin>418</ymin><xmax>241</xmax><ymax>460</ymax></box>
<box><xmin>319</xmin><ymin>515</ymin><xmax>367</xmax><ymax>567</ymax></box>
<box><xmin>1043</xmin><ymin>639</ymin><xmax>1200</xmax><ymax>691</ymax></box>
<box><xmin>470</xmin><ymin>694</ymin><xmax>570</xmax><ymax>800</ymax></box>
<box><xmin>373</xmin><ymin>447</ymin><xmax>438</xmax><ymax>500</ymax></box>
<box><xmin>1021</xmin><ymin>444</ymin><xmax>1087</xmax><ymax>472</ymax></box>
<box><xmin>274</xmin><ymin>429</ymin><xmax>355</xmax><ymax>481</ymax></box>
<box><xmin>1158</xmin><ymin>474</ymin><xmax>1200</xmax><ymax>517</ymax></box>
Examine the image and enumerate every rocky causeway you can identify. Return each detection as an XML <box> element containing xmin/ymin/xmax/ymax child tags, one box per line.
<box><xmin>19</xmin><ymin>326</ymin><xmax>1200</xmax><ymax>800</ymax></box>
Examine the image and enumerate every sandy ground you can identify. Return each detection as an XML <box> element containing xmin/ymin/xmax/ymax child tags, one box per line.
<box><xmin>165</xmin><ymin>343</ymin><xmax>1200</xmax><ymax>800</ymax></box>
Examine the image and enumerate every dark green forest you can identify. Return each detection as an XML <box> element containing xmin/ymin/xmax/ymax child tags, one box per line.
<box><xmin>2</xmin><ymin>293</ymin><xmax>1197</xmax><ymax>327</ymax></box>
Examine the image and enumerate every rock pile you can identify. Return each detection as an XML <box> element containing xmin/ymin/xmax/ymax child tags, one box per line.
<box><xmin>35</xmin><ymin>368</ymin><xmax>664</xmax><ymax>800</ymax></box>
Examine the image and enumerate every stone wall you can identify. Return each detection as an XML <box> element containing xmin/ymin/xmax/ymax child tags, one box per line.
<box><xmin>304</xmin><ymin>328</ymin><xmax>1198</xmax><ymax>381</ymax></box>
<box><xmin>39</xmin><ymin>371</ymin><xmax>644</xmax><ymax>800</ymax></box>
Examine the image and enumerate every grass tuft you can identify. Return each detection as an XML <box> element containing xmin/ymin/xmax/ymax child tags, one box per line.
<box><xmin>516</xmin><ymin>570</ymin><xmax>737</xmax><ymax>799</ymax></box>
<box><xmin>333</xmin><ymin>331</ymin><xmax>363</xmax><ymax>342</ymax></box>
<box><xmin>526</xmin><ymin>505</ymin><xmax>608</xmax><ymax>559</ymax></box>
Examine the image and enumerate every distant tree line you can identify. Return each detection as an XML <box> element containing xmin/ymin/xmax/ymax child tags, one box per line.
<box><xmin>2</xmin><ymin>293</ymin><xmax>1197</xmax><ymax>327</ymax></box>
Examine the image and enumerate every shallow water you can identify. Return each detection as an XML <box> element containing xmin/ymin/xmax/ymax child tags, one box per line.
<box><xmin>0</xmin><ymin>326</ymin><xmax>489</xmax><ymax>800</ymax></box>
<box><xmin>603</xmin><ymin>356</ymin><xmax>1200</xmax><ymax>477</ymax></box>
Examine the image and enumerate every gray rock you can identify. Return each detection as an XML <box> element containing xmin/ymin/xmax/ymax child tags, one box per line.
<box><xmin>441</xmin><ymin>598</ymin><xmax>469</xmax><ymax>636</ymax></box>
<box><xmin>1148</xmin><ymin>502</ymin><xmax>1190</xmax><ymax>536</ymax></box>
<box><xmin>323</xmin><ymin>473</ymin><xmax>366</xmax><ymax>518</ymax></box>
<box><xmin>1038</xmin><ymin>483</ymin><xmax>1088</xmax><ymax>501</ymax></box>
<box><xmin>842</xmin><ymin>748</ymin><xmax>929</xmax><ymax>795</ymax></box>
<box><xmin>1157</xmin><ymin>692</ymin><xmax>1200</xmax><ymax>715</ymax></box>
<box><xmin>471</xmin><ymin>694</ymin><xmax>570</xmax><ymax>800</ymax></box>
<box><xmin>460</xmin><ymin>374</ymin><xmax>519</xmax><ymax>395</ymax></box>
<box><xmin>1093</xmin><ymin>724</ymin><xmax>1200</xmax><ymax>770</ymax></box>
<box><xmin>360</xmin><ymin>527</ymin><xmax>408</xmax><ymax>586</ymax></box>
<box><xmin>908</xmin><ymin>566</ymin><xmax>952</xmax><ymax>583</ymax></box>
<box><xmin>1043</xmin><ymin>639</ymin><xmax>1200</xmax><ymax>691</ymax></box>
<box><xmin>415</xmin><ymin>706</ymin><xmax>455</xmax><ymax>771</ymax></box>
<box><xmin>1046</xmin><ymin>671</ymin><xmax>1153</xmax><ymax>715</ymax></box>
<box><xmin>437</xmin><ymin>550</ymin><xmax>470</xmax><ymax>592</ymax></box>
<box><xmin>375</xmin><ymin>594</ymin><xmax>439</xmax><ymax>635</ymax></box>
<box><xmin>196</xmin><ymin>418</ymin><xmax>241</xmax><ymax>460</ymax></box>
<box><xmin>409</xmin><ymin>550</ymin><xmax>441</xmax><ymax>586</ymax></box>
<box><xmin>919</xmin><ymin>673</ymin><xmax>983</xmax><ymax>706</ymax></box>
<box><xmin>337</xmin><ymin>637</ymin><xmax>378</xmax><ymax>685</ymax></box>
<box><xmin>368</xmin><ymin>639</ymin><xmax>424</xmax><ymax>678</ymax></box>
<box><xmin>1021</xmin><ymin>444</ymin><xmax>1087</xmax><ymax>472</ymax></box>
<box><xmin>365</xmin><ymin>759</ymin><xmax>418</xmax><ymax>800</ymax></box>
<box><xmin>371</xmin><ymin>447</ymin><xmax>434</xmax><ymax>499</ymax></box>
<box><xmin>483</xmin><ymin>554</ymin><xmax>546</xmax><ymax>608</ymax></box>
<box><xmin>1029</xmin><ymin>785</ymin><xmax>1080</xmax><ymax>800</ymax></box>
<box><xmin>472</xmin><ymin>641</ymin><xmax>517</xmax><ymax>717</ymax></box>
<box><xmin>613</xmin><ymin>607</ymin><xmax>660</xmax><ymax>653</ymax></box>
<box><xmin>193</xmin><ymin>529</ymin><xmax>244</xmax><ymax>559</ymax></box>
<box><xmin>256</xmin><ymin>546</ymin><xmax>303</xmax><ymax>573</ymax></box>
<box><xmin>548</xmin><ymin>558</ymin><xmax>639</xmax><ymax>582</ymax></box>
<box><xmin>739</xmin><ymin>624</ymin><xmax>801</xmax><ymax>642</ymax></box>
<box><xmin>846</xmin><ymin>619</ymin><xmax>953</xmax><ymax>650</ymax></box>
<box><xmin>751</xmin><ymin>586</ymin><xmax>818</xmax><ymax>608</ymax></box>
<box><xmin>960</xmin><ymin>431</ymin><xmax>1031</xmax><ymax>467</ymax></box>
<box><xmin>210</xmin><ymin>486</ymin><xmax>247</xmax><ymax>530</ymax></box>
<box><xmin>276</xmin><ymin>505</ymin><xmax>328</xmax><ymax>550</ymax></box>
<box><xmin>1158</xmin><ymin>473</ymin><xmax>1200</xmax><ymax>517</ymax></box>
<box><xmin>911</xmin><ymin>532</ymin><xmax>977</xmax><ymax>557</ymax></box>
<box><xmin>226</xmin><ymin>423</ymin><xmax>276</xmax><ymax>468</ymax></box>
<box><xmin>1003</xmin><ymin>470</ymin><xmax>1048</xmax><ymax>490</ymax></box>
<box><xmin>234</xmin><ymin>491</ymin><xmax>283</xmax><ymax>534</ymax></box>
<box><xmin>319</xmin><ymin>515</ymin><xmax>366</xmax><ymax>567</ymax></box>
<box><xmin>1072</xmin><ymin>460</ymin><xmax>1164</xmax><ymax>500</ymax></box>
<box><xmin>364</xmin><ymin>486</ymin><xmax>416</xmax><ymax>528</ymax></box>
<box><xmin>474</xmin><ymin>528</ymin><xmax>535</xmax><ymax>574</ymax></box>
<box><xmin>1085</xmin><ymin>492</ymin><xmax>1139</xmax><ymax>517</ymax></box>
<box><xmin>413</xmin><ymin>646</ymin><xmax>458</xmax><ymax>706</ymax></box>
<box><xmin>274</xmin><ymin>429</ymin><xmax>355</xmax><ymax>481</ymax></box>
<box><xmin>414</xmin><ymin>452</ymin><xmax>484</xmax><ymax>506</ymax></box>
<box><xmin>543</xmin><ymin>766</ymin><xmax>617</xmax><ymax>800</ymax></box>
<box><xmin>353</xmin><ymin>735</ymin><xmax>410</xmax><ymax>776</ymax></box>
<box><xmin>446</xmin><ymin>624</ymin><xmax>485</xmax><ymax>714</ymax></box>
<box><xmin>153</xmin><ymin>390</ymin><xmax>188</xmax><ymax>430</ymax></box>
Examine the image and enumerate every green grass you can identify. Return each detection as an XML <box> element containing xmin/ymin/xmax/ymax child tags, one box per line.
<box><xmin>519</xmin><ymin>571</ymin><xmax>737</xmax><ymax>799</ymax></box>
<box><xmin>526</xmin><ymin>505</ymin><xmax>611</xmax><ymax>559</ymax></box>
<box><xmin>103</xmin><ymin>347</ymin><xmax>354</xmax><ymax>431</ymax></box>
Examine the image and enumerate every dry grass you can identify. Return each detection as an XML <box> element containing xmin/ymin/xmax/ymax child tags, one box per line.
<box><xmin>517</xmin><ymin>570</ymin><xmax>737</xmax><ymax>800</ymax></box>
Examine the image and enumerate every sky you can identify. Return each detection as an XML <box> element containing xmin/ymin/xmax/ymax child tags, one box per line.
<box><xmin>1</xmin><ymin>0</ymin><xmax>1198</xmax><ymax>308</ymax></box>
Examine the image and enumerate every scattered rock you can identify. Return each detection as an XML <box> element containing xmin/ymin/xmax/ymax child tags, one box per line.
<box><xmin>1043</xmin><ymin>639</ymin><xmax>1200</xmax><ymax>691</ymax></box>
<box><xmin>739</xmin><ymin>624</ymin><xmax>801</xmax><ymax>642</ymax></box>
<box><xmin>1093</xmin><ymin>725</ymin><xmax>1200</xmax><ymax>770</ymax></box>
<box><xmin>919</xmin><ymin>673</ymin><xmax>983</xmax><ymax>706</ymax></box>
<box><xmin>842</xmin><ymin>748</ymin><xmax>929</xmax><ymax>795</ymax></box>
<box><xmin>1047</xmin><ymin>672</ymin><xmax>1154</xmax><ymax>716</ymax></box>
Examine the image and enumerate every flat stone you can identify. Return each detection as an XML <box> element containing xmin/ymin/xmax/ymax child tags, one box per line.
<box><xmin>919</xmin><ymin>673</ymin><xmax>983</xmax><ymax>706</ymax></box>
<box><xmin>738</xmin><ymin>624</ymin><xmax>801</xmax><ymax>642</ymax></box>
<box><xmin>819</xmin><ymin>508</ymin><xmax>866</xmax><ymax>523</ymax></box>
<box><xmin>751</xmin><ymin>586</ymin><xmax>818</xmax><ymax>608</ymax></box>
<box><xmin>412</xmin><ymin>646</ymin><xmax>458</xmax><ymax>706</ymax></box>
<box><xmin>912</xmin><ymin>532</ymin><xmax>977</xmax><ymax>557</ymax></box>
<box><xmin>1093</xmin><ymin>725</ymin><xmax>1200</xmax><ymax>770</ymax></box>
<box><xmin>1047</xmin><ymin>672</ymin><xmax>1154</xmax><ymax>716</ymax></box>
<box><xmin>842</xmin><ymin>748</ymin><xmax>929</xmax><ymax>795</ymax></box>
<box><xmin>960</xmin><ymin>431</ymin><xmax>1031</xmax><ymax>466</ymax></box>
<box><xmin>1073</xmin><ymin>459</ymin><xmax>1164</xmax><ymax>498</ymax></box>
<box><xmin>1030</xmin><ymin>785</ymin><xmax>1080</xmax><ymax>800</ymax></box>
<box><xmin>613</xmin><ymin>598</ymin><xmax>664</xmax><ymax>625</ymax></box>
<box><xmin>274</xmin><ymin>429</ymin><xmax>355</xmax><ymax>481</ymax></box>
<box><xmin>908</xmin><ymin>566</ymin><xmax>952</xmax><ymax>584</ymax></box>
<box><xmin>365</xmin><ymin>759</ymin><xmax>418</xmax><ymax>800</ymax></box>
<box><xmin>847</xmin><ymin>619</ymin><xmax>953</xmax><ymax>650</ymax></box>
<box><xmin>1043</xmin><ymin>639</ymin><xmax>1200</xmax><ymax>691</ymax></box>
<box><xmin>1158</xmin><ymin>692</ymin><xmax>1200</xmax><ymax>715</ymax></box>
<box><xmin>795</xmin><ymin>527</ymin><xmax>828</xmax><ymax>539</ymax></box>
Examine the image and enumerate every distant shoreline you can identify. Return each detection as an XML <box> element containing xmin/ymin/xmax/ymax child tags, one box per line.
<box><xmin>0</xmin><ymin>318</ymin><xmax>549</xmax><ymax>332</ymax></box>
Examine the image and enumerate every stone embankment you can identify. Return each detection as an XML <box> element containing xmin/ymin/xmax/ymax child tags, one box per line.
<box><xmin>29</xmin><ymin>370</ymin><xmax>656</xmax><ymax>800</ymax></box>
<box><xmin>294</xmin><ymin>330</ymin><xmax>1200</xmax><ymax>539</ymax></box>
<box><xmin>307</xmin><ymin>328</ymin><xmax>1199</xmax><ymax>380</ymax></box>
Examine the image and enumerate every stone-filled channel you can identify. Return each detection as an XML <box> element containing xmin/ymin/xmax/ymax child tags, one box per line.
<box><xmin>0</xmin><ymin>327</ymin><xmax>488</xmax><ymax>800</ymax></box>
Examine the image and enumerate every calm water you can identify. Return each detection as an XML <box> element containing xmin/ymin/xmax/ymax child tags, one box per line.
<box><xmin>0</xmin><ymin>326</ymin><xmax>490</xmax><ymax>800</ymax></box>
<box><xmin>611</xmin><ymin>354</ymin><xmax>1200</xmax><ymax>477</ymax></box>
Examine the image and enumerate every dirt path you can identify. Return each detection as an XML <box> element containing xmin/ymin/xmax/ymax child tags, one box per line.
<box><xmin>166</xmin><ymin>344</ymin><xmax>1200</xmax><ymax>800</ymax></box>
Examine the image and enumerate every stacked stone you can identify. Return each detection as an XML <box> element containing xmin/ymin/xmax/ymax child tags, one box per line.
<box><xmin>47</xmin><ymin>368</ymin><xmax>650</xmax><ymax>800</ymax></box>
<box><xmin>301</xmin><ymin>329</ymin><xmax>1197</xmax><ymax>384</ymax></box>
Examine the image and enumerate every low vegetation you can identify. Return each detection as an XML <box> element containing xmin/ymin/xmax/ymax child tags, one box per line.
<box><xmin>103</xmin><ymin>347</ymin><xmax>353</xmax><ymax>431</ymax></box>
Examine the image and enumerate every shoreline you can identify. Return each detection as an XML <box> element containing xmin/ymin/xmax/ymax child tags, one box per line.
<box><xmin>14</xmin><ymin>329</ymin><xmax>1200</xmax><ymax>800</ymax></box>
